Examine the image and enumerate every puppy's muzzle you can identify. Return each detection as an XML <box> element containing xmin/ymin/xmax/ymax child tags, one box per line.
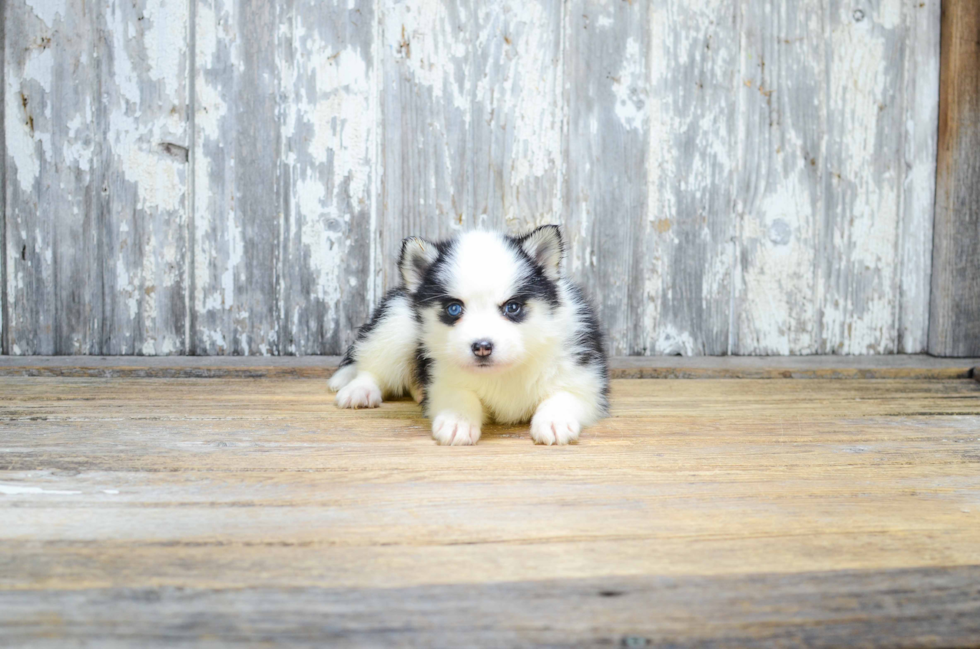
<box><xmin>471</xmin><ymin>340</ymin><xmax>494</xmax><ymax>358</ymax></box>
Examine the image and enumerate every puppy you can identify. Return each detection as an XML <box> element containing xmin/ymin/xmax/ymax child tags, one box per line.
<box><xmin>328</xmin><ymin>225</ymin><xmax>608</xmax><ymax>445</ymax></box>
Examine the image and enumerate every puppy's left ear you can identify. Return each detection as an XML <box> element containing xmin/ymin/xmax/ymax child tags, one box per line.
<box><xmin>519</xmin><ymin>225</ymin><xmax>563</xmax><ymax>281</ymax></box>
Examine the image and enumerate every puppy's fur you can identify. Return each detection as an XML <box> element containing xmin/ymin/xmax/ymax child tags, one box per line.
<box><xmin>329</xmin><ymin>226</ymin><xmax>608</xmax><ymax>445</ymax></box>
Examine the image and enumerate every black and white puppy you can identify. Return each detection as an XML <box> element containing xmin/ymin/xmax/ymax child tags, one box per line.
<box><xmin>328</xmin><ymin>226</ymin><xmax>608</xmax><ymax>445</ymax></box>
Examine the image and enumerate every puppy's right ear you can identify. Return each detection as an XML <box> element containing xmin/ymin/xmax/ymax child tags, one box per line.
<box><xmin>399</xmin><ymin>237</ymin><xmax>439</xmax><ymax>292</ymax></box>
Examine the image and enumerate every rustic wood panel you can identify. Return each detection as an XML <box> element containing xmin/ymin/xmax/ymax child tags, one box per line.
<box><xmin>639</xmin><ymin>0</ymin><xmax>739</xmax><ymax>356</ymax></box>
<box><xmin>0</xmin><ymin>0</ymin><xmax>6</xmax><ymax>356</ymax></box>
<box><xmin>564</xmin><ymin>0</ymin><xmax>649</xmax><ymax>356</ymax></box>
<box><xmin>2</xmin><ymin>354</ymin><xmax>979</xmax><ymax>379</ymax></box>
<box><xmin>1</xmin><ymin>0</ymin><xmax>950</xmax><ymax>356</ymax></box>
<box><xmin>733</xmin><ymin>0</ymin><xmax>939</xmax><ymax>355</ymax></box>
<box><xmin>899</xmin><ymin>0</ymin><xmax>941</xmax><ymax>353</ymax></box>
<box><xmin>277</xmin><ymin>0</ymin><xmax>379</xmax><ymax>354</ymax></box>
<box><xmin>4</xmin><ymin>1</ymin><xmax>103</xmax><ymax>354</ymax></box>
<box><xmin>100</xmin><ymin>0</ymin><xmax>190</xmax><ymax>355</ymax></box>
<box><xmin>3</xmin><ymin>568</ymin><xmax>980</xmax><ymax>647</ymax></box>
<box><xmin>733</xmin><ymin>0</ymin><xmax>827</xmax><ymax>355</ymax></box>
<box><xmin>818</xmin><ymin>0</ymin><xmax>914</xmax><ymax>354</ymax></box>
<box><xmin>564</xmin><ymin>0</ymin><xmax>651</xmax><ymax>354</ymax></box>
<box><xmin>0</xmin><ymin>376</ymin><xmax>978</xmax><ymax>643</ymax></box>
<box><xmin>3</xmin><ymin>0</ymin><xmax>189</xmax><ymax>356</ymax></box>
<box><xmin>380</xmin><ymin>0</ymin><xmax>564</xmax><ymax>288</ymax></box>
<box><xmin>192</xmin><ymin>0</ymin><xmax>281</xmax><ymax>355</ymax></box>
<box><xmin>929</xmin><ymin>0</ymin><xmax>980</xmax><ymax>357</ymax></box>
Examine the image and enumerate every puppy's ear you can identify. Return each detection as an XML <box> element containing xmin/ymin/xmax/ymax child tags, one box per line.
<box><xmin>399</xmin><ymin>237</ymin><xmax>439</xmax><ymax>292</ymax></box>
<box><xmin>518</xmin><ymin>225</ymin><xmax>563</xmax><ymax>281</ymax></box>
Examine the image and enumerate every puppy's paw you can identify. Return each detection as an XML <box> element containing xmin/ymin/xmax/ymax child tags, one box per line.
<box><xmin>432</xmin><ymin>412</ymin><xmax>482</xmax><ymax>446</ymax></box>
<box><xmin>335</xmin><ymin>377</ymin><xmax>382</xmax><ymax>409</ymax></box>
<box><xmin>530</xmin><ymin>404</ymin><xmax>581</xmax><ymax>446</ymax></box>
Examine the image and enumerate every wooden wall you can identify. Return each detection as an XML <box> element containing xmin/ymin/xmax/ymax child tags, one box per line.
<box><xmin>929</xmin><ymin>0</ymin><xmax>980</xmax><ymax>357</ymax></box>
<box><xmin>1</xmin><ymin>0</ymin><xmax>944</xmax><ymax>356</ymax></box>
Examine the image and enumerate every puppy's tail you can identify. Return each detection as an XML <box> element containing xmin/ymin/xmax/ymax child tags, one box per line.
<box><xmin>328</xmin><ymin>364</ymin><xmax>358</xmax><ymax>392</ymax></box>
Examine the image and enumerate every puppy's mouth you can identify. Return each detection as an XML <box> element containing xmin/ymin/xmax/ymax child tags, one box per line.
<box><xmin>465</xmin><ymin>357</ymin><xmax>510</xmax><ymax>372</ymax></box>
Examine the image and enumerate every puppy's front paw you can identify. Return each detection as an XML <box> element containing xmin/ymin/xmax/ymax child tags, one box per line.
<box><xmin>530</xmin><ymin>405</ymin><xmax>581</xmax><ymax>445</ymax></box>
<box><xmin>335</xmin><ymin>377</ymin><xmax>382</xmax><ymax>409</ymax></box>
<box><xmin>432</xmin><ymin>412</ymin><xmax>481</xmax><ymax>446</ymax></box>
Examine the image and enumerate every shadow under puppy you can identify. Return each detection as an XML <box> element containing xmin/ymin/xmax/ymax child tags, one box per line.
<box><xmin>329</xmin><ymin>225</ymin><xmax>609</xmax><ymax>445</ymax></box>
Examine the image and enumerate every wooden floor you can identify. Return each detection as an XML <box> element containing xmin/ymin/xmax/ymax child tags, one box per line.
<box><xmin>1</xmin><ymin>374</ymin><xmax>979</xmax><ymax>646</ymax></box>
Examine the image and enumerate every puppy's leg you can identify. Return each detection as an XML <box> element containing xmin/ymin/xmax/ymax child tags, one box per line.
<box><xmin>328</xmin><ymin>364</ymin><xmax>357</xmax><ymax>392</ymax></box>
<box><xmin>332</xmin><ymin>289</ymin><xmax>418</xmax><ymax>409</ymax></box>
<box><xmin>530</xmin><ymin>391</ymin><xmax>591</xmax><ymax>445</ymax></box>
<box><xmin>427</xmin><ymin>382</ymin><xmax>484</xmax><ymax>446</ymax></box>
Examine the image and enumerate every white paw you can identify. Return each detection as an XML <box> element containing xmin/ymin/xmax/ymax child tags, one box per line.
<box><xmin>530</xmin><ymin>405</ymin><xmax>581</xmax><ymax>445</ymax></box>
<box><xmin>432</xmin><ymin>412</ymin><xmax>482</xmax><ymax>446</ymax></box>
<box><xmin>335</xmin><ymin>378</ymin><xmax>382</xmax><ymax>409</ymax></box>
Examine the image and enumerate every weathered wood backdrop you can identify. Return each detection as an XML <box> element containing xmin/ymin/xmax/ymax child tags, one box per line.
<box><xmin>1</xmin><ymin>0</ymin><xmax>946</xmax><ymax>356</ymax></box>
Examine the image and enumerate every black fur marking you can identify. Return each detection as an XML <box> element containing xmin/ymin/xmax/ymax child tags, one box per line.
<box><xmin>567</xmin><ymin>283</ymin><xmax>610</xmax><ymax>408</ymax></box>
<box><xmin>339</xmin><ymin>288</ymin><xmax>407</xmax><ymax>367</ymax></box>
<box><xmin>504</xmin><ymin>236</ymin><xmax>561</xmax><ymax>309</ymax></box>
<box><xmin>413</xmin><ymin>342</ymin><xmax>432</xmax><ymax>407</ymax></box>
<box><xmin>413</xmin><ymin>238</ymin><xmax>460</xmax><ymax>308</ymax></box>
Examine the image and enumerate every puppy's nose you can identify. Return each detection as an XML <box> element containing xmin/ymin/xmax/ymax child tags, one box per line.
<box><xmin>471</xmin><ymin>340</ymin><xmax>494</xmax><ymax>358</ymax></box>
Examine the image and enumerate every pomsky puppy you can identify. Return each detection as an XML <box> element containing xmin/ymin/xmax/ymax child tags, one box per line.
<box><xmin>328</xmin><ymin>225</ymin><xmax>608</xmax><ymax>445</ymax></box>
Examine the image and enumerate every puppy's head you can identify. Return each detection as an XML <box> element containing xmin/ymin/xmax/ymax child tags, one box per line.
<box><xmin>401</xmin><ymin>226</ymin><xmax>564</xmax><ymax>373</ymax></box>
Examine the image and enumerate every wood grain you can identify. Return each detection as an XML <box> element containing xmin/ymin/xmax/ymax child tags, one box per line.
<box><xmin>277</xmin><ymin>0</ymin><xmax>378</xmax><ymax>355</ymax></box>
<box><xmin>1</xmin><ymin>354</ymin><xmax>979</xmax><ymax>379</ymax></box>
<box><xmin>564</xmin><ymin>0</ymin><xmax>650</xmax><ymax>356</ymax></box>
<box><xmin>0</xmin><ymin>0</ymin><xmax>953</xmax><ymax>356</ymax></box>
<box><xmin>192</xmin><ymin>0</ymin><xmax>281</xmax><ymax>355</ymax></box>
<box><xmin>929</xmin><ymin>0</ymin><xmax>980</xmax><ymax>357</ymax></box>
<box><xmin>0</xmin><ymin>0</ymin><xmax>5</xmax><ymax>357</ymax></box>
<box><xmin>380</xmin><ymin>0</ymin><xmax>564</xmax><ymax>289</ymax></box>
<box><xmin>3</xmin><ymin>0</ymin><xmax>189</xmax><ymax>355</ymax></box>
<box><xmin>2</xmin><ymin>568</ymin><xmax>979</xmax><ymax>647</ymax></box>
<box><xmin>734</xmin><ymin>0</ymin><xmax>940</xmax><ymax>355</ymax></box>
<box><xmin>4</xmin><ymin>1</ymin><xmax>105</xmax><ymax>354</ymax></box>
<box><xmin>0</xmin><ymin>376</ymin><xmax>978</xmax><ymax>644</ymax></box>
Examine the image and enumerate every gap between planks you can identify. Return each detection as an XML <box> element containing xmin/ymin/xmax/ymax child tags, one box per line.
<box><xmin>0</xmin><ymin>355</ymin><xmax>976</xmax><ymax>380</ymax></box>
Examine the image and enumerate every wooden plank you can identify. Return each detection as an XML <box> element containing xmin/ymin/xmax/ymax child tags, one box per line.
<box><xmin>4</xmin><ymin>1</ymin><xmax>102</xmax><ymax>354</ymax></box>
<box><xmin>192</xmin><ymin>0</ymin><xmax>281</xmax><ymax>354</ymax></box>
<box><xmin>2</xmin><ymin>568</ymin><xmax>979</xmax><ymax>647</ymax></box>
<box><xmin>929</xmin><ymin>0</ymin><xmax>980</xmax><ymax>357</ymax></box>
<box><xmin>643</xmin><ymin>0</ymin><xmax>739</xmax><ymax>356</ymax></box>
<box><xmin>1</xmin><ymin>354</ymin><xmax>979</xmax><ymax>379</ymax></box>
<box><xmin>899</xmin><ymin>0</ymin><xmax>941</xmax><ymax>353</ymax></box>
<box><xmin>564</xmin><ymin>0</ymin><xmax>648</xmax><ymax>355</ymax></box>
<box><xmin>734</xmin><ymin>0</ymin><xmax>939</xmax><ymax>355</ymax></box>
<box><xmin>99</xmin><ymin>0</ymin><xmax>190</xmax><ymax>355</ymax></box>
<box><xmin>379</xmin><ymin>0</ymin><xmax>564</xmax><ymax>288</ymax></box>
<box><xmin>277</xmin><ymin>0</ymin><xmax>378</xmax><ymax>355</ymax></box>
<box><xmin>0</xmin><ymin>377</ymin><xmax>978</xmax><ymax>644</ymax></box>
<box><xmin>820</xmin><ymin>0</ymin><xmax>920</xmax><ymax>354</ymax></box>
<box><xmin>0</xmin><ymin>0</ymin><xmax>5</xmax><ymax>357</ymax></box>
<box><xmin>3</xmin><ymin>0</ymin><xmax>189</xmax><ymax>356</ymax></box>
<box><xmin>733</xmin><ymin>0</ymin><xmax>828</xmax><ymax>355</ymax></box>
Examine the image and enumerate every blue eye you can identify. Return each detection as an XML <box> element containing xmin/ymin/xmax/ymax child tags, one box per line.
<box><xmin>504</xmin><ymin>301</ymin><xmax>522</xmax><ymax>316</ymax></box>
<box><xmin>446</xmin><ymin>302</ymin><xmax>463</xmax><ymax>317</ymax></box>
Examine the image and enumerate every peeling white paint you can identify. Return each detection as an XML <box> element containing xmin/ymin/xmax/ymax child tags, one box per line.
<box><xmin>4</xmin><ymin>0</ymin><xmax>939</xmax><ymax>357</ymax></box>
<box><xmin>25</xmin><ymin>0</ymin><xmax>66</xmax><ymax>28</ymax></box>
<box><xmin>613</xmin><ymin>37</ymin><xmax>647</xmax><ymax>131</ymax></box>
